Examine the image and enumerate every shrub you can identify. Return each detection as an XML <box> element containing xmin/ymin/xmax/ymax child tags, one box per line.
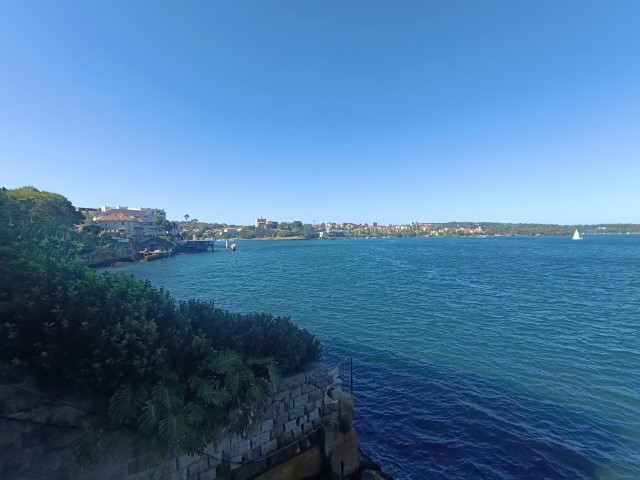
<box><xmin>0</xmin><ymin>187</ymin><xmax>322</xmax><ymax>462</ymax></box>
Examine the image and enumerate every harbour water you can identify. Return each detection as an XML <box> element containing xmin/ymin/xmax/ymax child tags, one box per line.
<box><xmin>111</xmin><ymin>235</ymin><xmax>640</xmax><ymax>479</ymax></box>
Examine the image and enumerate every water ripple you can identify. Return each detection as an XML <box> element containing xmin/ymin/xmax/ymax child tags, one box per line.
<box><xmin>111</xmin><ymin>236</ymin><xmax>640</xmax><ymax>479</ymax></box>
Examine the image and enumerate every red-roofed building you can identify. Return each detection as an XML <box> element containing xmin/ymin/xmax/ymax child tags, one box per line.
<box><xmin>94</xmin><ymin>213</ymin><xmax>146</xmax><ymax>238</ymax></box>
<box><xmin>93</xmin><ymin>206</ymin><xmax>165</xmax><ymax>238</ymax></box>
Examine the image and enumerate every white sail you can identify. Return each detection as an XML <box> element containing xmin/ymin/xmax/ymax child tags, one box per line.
<box><xmin>573</xmin><ymin>229</ymin><xmax>582</xmax><ymax>240</ymax></box>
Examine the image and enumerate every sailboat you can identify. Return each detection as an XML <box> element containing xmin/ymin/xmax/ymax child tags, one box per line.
<box><xmin>572</xmin><ymin>229</ymin><xmax>582</xmax><ymax>240</ymax></box>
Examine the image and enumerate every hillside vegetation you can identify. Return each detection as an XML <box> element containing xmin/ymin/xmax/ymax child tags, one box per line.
<box><xmin>0</xmin><ymin>187</ymin><xmax>321</xmax><ymax>463</ymax></box>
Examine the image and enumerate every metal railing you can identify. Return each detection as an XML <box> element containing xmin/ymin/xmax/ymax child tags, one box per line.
<box><xmin>331</xmin><ymin>357</ymin><xmax>353</xmax><ymax>396</ymax></box>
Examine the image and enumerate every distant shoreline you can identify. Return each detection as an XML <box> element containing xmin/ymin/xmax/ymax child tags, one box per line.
<box><xmin>227</xmin><ymin>232</ymin><xmax>640</xmax><ymax>242</ymax></box>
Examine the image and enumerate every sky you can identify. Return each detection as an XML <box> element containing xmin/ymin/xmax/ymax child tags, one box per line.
<box><xmin>1</xmin><ymin>1</ymin><xmax>639</xmax><ymax>225</ymax></box>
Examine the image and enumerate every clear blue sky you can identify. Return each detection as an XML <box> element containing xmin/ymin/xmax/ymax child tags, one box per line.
<box><xmin>1</xmin><ymin>1</ymin><xmax>639</xmax><ymax>225</ymax></box>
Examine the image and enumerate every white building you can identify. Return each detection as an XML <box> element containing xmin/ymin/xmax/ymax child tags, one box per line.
<box><xmin>94</xmin><ymin>206</ymin><xmax>166</xmax><ymax>237</ymax></box>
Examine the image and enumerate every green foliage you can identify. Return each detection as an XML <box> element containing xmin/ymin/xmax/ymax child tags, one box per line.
<box><xmin>176</xmin><ymin>301</ymin><xmax>321</xmax><ymax>373</ymax></box>
<box><xmin>0</xmin><ymin>186</ymin><xmax>322</xmax><ymax>464</ymax></box>
<box><xmin>74</xmin><ymin>427</ymin><xmax>104</xmax><ymax>466</ymax></box>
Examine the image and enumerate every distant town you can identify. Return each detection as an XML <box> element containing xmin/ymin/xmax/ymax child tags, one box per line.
<box><xmin>80</xmin><ymin>205</ymin><xmax>640</xmax><ymax>243</ymax></box>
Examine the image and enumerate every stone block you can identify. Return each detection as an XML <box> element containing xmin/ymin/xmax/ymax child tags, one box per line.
<box><xmin>229</xmin><ymin>455</ymin><xmax>243</xmax><ymax>471</ymax></box>
<box><xmin>199</xmin><ymin>468</ymin><xmax>217</xmax><ymax>480</ymax></box>
<box><xmin>250</xmin><ymin>430</ymin><xmax>270</xmax><ymax>449</ymax></box>
<box><xmin>293</xmin><ymin>426</ymin><xmax>303</xmax><ymax>440</ymax></box>
<box><xmin>308</xmin><ymin>408</ymin><xmax>320</xmax><ymax>422</ymax></box>
<box><xmin>310</xmin><ymin>376</ymin><xmax>331</xmax><ymax>389</ymax></box>
<box><xmin>272</xmin><ymin>390</ymin><xmax>289</xmax><ymax>402</ymax></box>
<box><xmin>288</xmin><ymin>406</ymin><xmax>304</xmax><ymax>420</ymax></box>
<box><xmin>177</xmin><ymin>454</ymin><xmax>200</xmax><ymax>470</ymax></box>
<box><xmin>147</xmin><ymin>464</ymin><xmax>179</xmax><ymax>480</ymax></box>
<box><xmin>261</xmin><ymin>438</ymin><xmax>277</xmax><ymax>456</ymax></box>
<box><xmin>229</xmin><ymin>432</ymin><xmax>242</xmax><ymax>446</ymax></box>
<box><xmin>293</xmin><ymin>394</ymin><xmax>308</xmax><ymax>408</ymax></box>
<box><xmin>305</xmin><ymin>367</ymin><xmax>329</xmax><ymax>382</ymax></box>
<box><xmin>127</xmin><ymin>454</ymin><xmax>160</xmax><ymax>475</ymax></box>
<box><xmin>273</xmin><ymin>424</ymin><xmax>285</xmax><ymax>439</ymax></box>
<box><xmin>214</xmin><ymin>437</ymin><xmax>231</xmax><ymax>458</ymax></box>
<box><xmin>283</xmin><ymin>419</ymin><xmax>297</xmax><ymax>433</ymax></box>
<box><xmin>208</xmin><ymin>455</ymin><xmax>222</xmax><ymax>469</ymax></box>
<box><xmin>275</xmin><ymin>413</ymin><xmax>288</xmax><ymax>427</ymax></box>
<box><xmin>291</xmin><ymin>386</ymin><xmax>301</xmax><ymax>398</ymax></box>
<box><xmin>232</xmin><ymin>439</ymin><xmax>251</xmax><ymax>458</ymax></box>
<box><xmin>187</xmin><ymin>456</ymin><xmax>210</xmax><ymax>477</ymax></box>
<box><xmin>308</xmin><ymin>389</ymin><xmax>323</xmax><ymax>402</ymax></box>
<box><xmin>263</xmin><ymin>404</ymin><xmax>276</xmax><ymax>418</ymax></box>
<box><xmin>301</xmin><ymin>383</ymin><xmax>315</xmax><ymax>394</ymax></box>
<box><xmin>280</xmin><ymin>372</ymin><xmax>305</xmax><ymax>389</ymax></box>
<box><xmin>260</xmin><ymin>419</ymin><xmax>273</xmax><ymax>432</ymax></box>
<box><xmin>245</xmin><ymin>421</ymin><xmax>260</xmax><ymax>437</ymax></box>
<box><xmin>243</xmin><ymin>446</ymin><xmax>262</xmax><ymax>462</ymax></box>
<box><xmin>170</xmin><ymin>465</ymin><xmax>189</xmax><ymax>480</ymax></box>
<box><xmin>278</xmin><ymin>430</ymin><xmax>294</xmax><ymax>447</ymax></box>
<box><xmin>202</xmin><ymin>442</ymin><xmax>216</xmax><ymax>458</ymax></box>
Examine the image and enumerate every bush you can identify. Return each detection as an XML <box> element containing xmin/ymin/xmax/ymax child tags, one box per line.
<box><xmin>0</xmin><ymin>186</ymin><xmax>322</xmax><ymax>461</ymax></box>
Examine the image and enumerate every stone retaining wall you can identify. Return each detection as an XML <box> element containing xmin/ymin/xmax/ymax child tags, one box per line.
<box><xmin>0</xmin><ymin>365</ymin><xmax>359</xmax><ymax>480</ymax></box>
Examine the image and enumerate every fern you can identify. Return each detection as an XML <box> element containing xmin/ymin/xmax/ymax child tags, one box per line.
<box><xmin>158</xmin><ymin>412</ymin><xmax>189</xmax><ymax>443</ymax></box>
<box><xmin>73</xmin><ymin>427</ymin><xmax>103</xmax><ymax>466</ymax></box>
<box><xmin>184</xmin><ymin>400</ymin><xmax>209</xmax><ymax>427</ymax></box>
<box><xmin>151</xmin><ymin>382</ymin><xmax>183</xmax><ymax>412</ymax></box>
<box><xmin>187</xmin><ymin>376</ymin><xmax>206</xmax><ymax>391</ymax></box>
<box><xmin>179</xmin><ymin>427</ymin><xmax>208</xmax><ymax>455</ymax></box>
<box><xmin>246</xmin><ymin>378</ymin><xmax>269</xmax><ymax>405</ymax></box>
<box><xmin>108</xmin><ymin>385</ymin><xmax>138</xmax><ymax>426</ymax></box>
<box><xmin>195</xmin><ymin>380</ymin><xmax>230</xmax><ymax>406</ymax></box>
<box><xmin>208</xmin><ymin>350</ymin><xmax>242</xmax><ymax>374</ymax></box>
<box><xmin>138</xmin><ymin>401</ymin><xmax>160</xmax><ymax>433</ymax></box>
<box><xmin>225</xmin><ymin>370</ymin><xmax>245</xmax><ymax>396</ymax></box>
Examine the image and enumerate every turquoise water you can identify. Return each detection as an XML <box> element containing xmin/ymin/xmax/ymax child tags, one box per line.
<box><xmin>111</xmin><ymin>236</ymin><xmax>640</xmax><ymax>479</ymax></box>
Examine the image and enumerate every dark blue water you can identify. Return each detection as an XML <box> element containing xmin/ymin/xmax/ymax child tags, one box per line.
<box><xmin>111</xmin><ymin>236</ymin><xmax>640</xmax><ymax>479</ymax></box>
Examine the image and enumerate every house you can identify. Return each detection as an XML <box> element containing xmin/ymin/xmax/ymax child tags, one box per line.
<box><xmin>94</xmin><ymin>213</ymin><xmax>146</xmax><ymax>238</ymax></box>
<box><xmin>94</xmin><ymin>206</ymin><xmax>165</xmax><ymax>237</ymax></box>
